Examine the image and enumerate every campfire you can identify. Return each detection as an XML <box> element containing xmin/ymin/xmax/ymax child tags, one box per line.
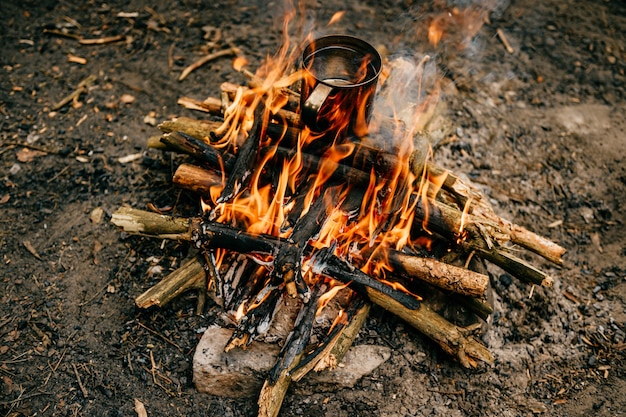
<box><xmin>111</xmin><ymin>20</ymin><xmax>565</xmax><ymax>417</ymax></box>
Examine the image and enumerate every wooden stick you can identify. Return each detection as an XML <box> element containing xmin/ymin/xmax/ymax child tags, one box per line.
<box><xmin>161</xmin><ymin>131</ymin><xmax>234</xmax><ymax>170</ymax></box>
<box><xmin>221</xmin><ymin>81</ymin><xmax>300</xmax><ymax>112</ymax></box>
<box><xmin>258</xmin><ymin>284</ymin><xmax>325</xmax><ymax>417</ymax></box>
<box><xmin>290</xmin><ymin>298</ymin><xmax>370</xmax><ymax>381</ymax></box>
<box><xmin>496</xmin><ymin>28</ymin><xmax>515</xmax><ymax>54</ymax></box>
<box><xmin>178</xmin><ymin>96</ymin><xmax>302</xmax><ymax>127</ymax></box>
<box><xmin>172</xmin><ymin>163</ymin><xmax>222</xmax><ymax>196</ymax></box>
<box><xmin>111</xmin><ymin>206</ymin><xmax>190</xmax><ymax>240</ymax></box>
<box><xmin>412</xmin><ymin>197</ymin><xmax>554</xmax><ymax>287</ymax></box>
<box><xmin>78</xmin><ymin>35</ymin><xmax>126</xmax><ymax>45</ymax></box>
<box><xmin>135</xmin><ymin>256</ymin><xmax>206</xmax><ymax>308</ymax></box>
<box><xmin>313</xmin><ymin>250</ymin><xmax>494</xmax><ymax>367</ymax></box>
<box><xmin>51</xmin><ymin>75</ymin><xmax>97</xmax><ymax>110</ymax></box>
<box><xmin>387</xmin><ymin>250</ymin><xmax>489</xmax><ymax>297</ymax></box>
<box><xmin>158</xmin><ymin>117</ymin><xmax>223</xmax><ymax>141</ymax></box>
<box><xmin>179</xmin><ymin>46</ymin><xmax>240</xmax><ymax>81</ymax></box>
<box><xmin>111</xmin><ymin>207</ymin><xmax>497</xmax><ymax>295</ymax></box>
<box><xmin>258</xmin><ymin>370</ymin><xmax>293</xmax><ymax>417</ymax></box>
<box><xmin>216</xmin><ymin>104</ymin><xmax>266</xmax><ymax>204</ymax></box>
<box><xmin>411</xmin><ymin>150</ymin><xmax>565</xmax><ymax>265</ymax></box>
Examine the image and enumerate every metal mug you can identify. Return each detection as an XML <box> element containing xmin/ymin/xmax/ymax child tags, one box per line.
<box><xmin>300</xmin><ymin>35</ymin><xmax>382</xmax><ymax>138</ymax></box>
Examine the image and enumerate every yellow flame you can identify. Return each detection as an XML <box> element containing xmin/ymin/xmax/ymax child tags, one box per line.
<box><xmin>327</xmin><ymin>11</ymin><xmax>345</xmax><ymax>26</ymax></box>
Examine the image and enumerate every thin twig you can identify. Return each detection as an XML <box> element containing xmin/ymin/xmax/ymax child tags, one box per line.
<box><xmin>178</xmin><ymin>46</ymin><xmax>241</xmax><ymax>81</ymax></box>
<box><xmin>496</xmin><ymin>28</ymin><xmax>515</xmax><ymax>54</ymax></box>
<box><xmin>136</xmin><ymin>321</ymin><xmax>183</xmax><ymax>352</ymax></box>
<box><xmin>79</xmin><ymin>35</ymin><xmax>126</xmax><ymax>45</ymax></box>
<box><xmin>72</xmin><ymin>363</ymin><xmax>89</xmax><ymax>398</ymax></box>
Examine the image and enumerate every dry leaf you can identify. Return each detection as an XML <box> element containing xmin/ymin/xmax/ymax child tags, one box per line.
<box><xmin>0</xmin><ymin>194</ymin><xmax>10</xmax><ymax>204</ymax></box>
<box><xmin>23</xmin><ymin>240</ymin><xmax>42</xmax><ymax>260</ymax></box>
<box><xmin>118</xmin><ymin>153</ymin><xmax>143</xmax><ymax>164</ymax></box>
<box><xmin>120</xmin><ymin>93</ymin><xmax>136</xmax><ymax>104</ymax></box>
<box><xmin>90</xmin><ymin>207</ymin><xmax>104</xmax><ymax>224</ymax></box>
<box><xmin>17</xmin><ymin>148</ymin><xmax>47</xmax><ymax>162</ymax></box>
<box><xmin>590</xmin><ymin>232</ymin><xmax>603</xmax><ymax>253</ymax></box>
<box><xmin>134</xmin><ymin>398</ymin><xmax>148</xmax><ymax>417</ymax></box>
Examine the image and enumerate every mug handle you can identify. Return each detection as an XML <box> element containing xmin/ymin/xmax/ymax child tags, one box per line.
<box><xmin>301</xmin><ymin>83</ymin><xmax>334</xmax><ymax>131</ymax></box>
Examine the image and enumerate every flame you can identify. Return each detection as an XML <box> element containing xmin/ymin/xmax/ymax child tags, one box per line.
<box><xmin>316</xmin><ymin>280</ymin><xmax>350</xmax><ymax>317</ymax></box>
<box><xmin>327</xmin><ymin>11</ymin><xmax>345</xmax><ymax>26</ymax></box>
<box><xmin>426</xmin><ymin>7</ymin><xmax>488</xmax><ymax>49</ymax></box>
<box><xmin>194</xmin><ymin>7</ymin><xmax>444</xmax><ymax>314</ymax></box>
<box><xmin>428</xmin><ymin>14</ymin><xmax>446</xmax><ymax>47</ymax></box>
<box><xmin>233</xmin><ymin>56</ymin><xmax>248</xmax><ymax>72</ymax></box>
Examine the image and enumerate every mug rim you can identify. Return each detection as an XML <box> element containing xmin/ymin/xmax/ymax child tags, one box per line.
<box><xmin>302</xmin><ymin>34</ymin><xmax>382</xmax><ymax>89</ymax></box>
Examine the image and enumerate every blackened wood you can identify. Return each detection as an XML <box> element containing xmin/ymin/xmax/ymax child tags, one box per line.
<box><xmin>312</xmin><ymin>249</ymin><xmax>421</xmax><ymax>311</ymax></box>
<box><xmin>268</xmin><ymin>282</ymin><xmax>326</xmax><ymax>384</ymax></box>
<box><xmin>190</xmin><ymin>218</ymin><xmax>278</xmax><ymax>254</ymax></box>
<box><xmin>161</xmin><ymin>131</ymin><xmax>235</xmax><ymax>171</ymax></box>
<box><xmin>290</xmin><ymin>297</ymin><xmax>369</xmax><ymax>381</ymax></box>
<box><xmin>225</xmin><ymin>282</ymin><xmax>282</xmax><ymax>351</ymax></box>
<box><xmin>273</xmin><ymin>194</ymin><xmax>328</xmax><ymax>297</ymax></box>
<box><xmin>216</xmin><ymin>105</ymin><xmax>266</xmax><ymax>204</ymax></box>
<box><xmin>312</xmin><ymin>249</ymin><xmax>493</xmax><ymax>368</ymax></box>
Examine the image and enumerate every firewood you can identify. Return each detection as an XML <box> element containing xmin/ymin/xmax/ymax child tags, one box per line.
<box><xmin>172</xmin><ymin>163</ymin><xmax>222</xmax><ymax>195</ymax></box>
<box><xmin>258</xmin><ymin>283</ymin><xmax>326</xmax><ymax>417</ymax></box>
<box><xmin>112</xmin><ymin>208</ymin><xmax>497</xmax><ymax>299</ymax></box>
<box><xmin>412</xmin><ymin>197</ymin><xmax>554</xmax><ymax>287</ymax></box>
<box><xmin>178</xmin><ymin>95</ymin><xmax>302</xmax><ymax>127</ymax></box>
<box><xmin>226</xmin><ymin>283</ymin><xmax>283</xmax><ymax>351</ymax></box>
<box><xmin>290</xmin><ymin>298</ymin><xmax>371</xmax><ymax>381</ymax></box>
<box><xmin>221</xmin><ymin>81</ymin><xmax>300</xmax><ymax>112</ymax></box>
<box><xmin>312</xmin><ymin>249</ymin><xmax>494</xmax><ymax>368</ymax></box>
<box><xmin>272</xmin><ymin>193</ymin><xmax>329</xmax><ymax>298</ymax></box>
<box><xmin>386</xmin><ymin>250</ymin><xmax>489</xmax><ymax>298</ymax></box>
<box><xmin>135</xmin><ymin>255</ymin><xmax>206</xmax><ymax>308</ymax></box>
<box><xmin>269</xmin><ymin>283</ymin><xmax>326</xmax><ymax>382</ymax></box>
<box><xmin>411</xmin><ymin>149</ymin><xmax>566</xmax><ymax>265</ymax></box>
<box><xmin>158</xmin><ymin>117</ymin><xmax>224</xmax><ymax>141</ymax></box>
<box><xmin>217</xmin><ymin>104</ymin><xmax>266</xmax><ymax>204</ymax></box>
<box><xmin>111</xmin><ymin>206</ymin><xmax>190</xmax><ymax>240</ymax></box>
<box><xmin>160</xmin><ymin>131</ymin><xmax>235</xmax><ymax>170</ymax></box>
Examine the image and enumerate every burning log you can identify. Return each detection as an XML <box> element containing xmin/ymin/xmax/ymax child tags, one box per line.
<box><xmin>178</xmin><ymin>95</ymin><xmax>302</xmax><ymax>128</ymax></box>
<box><xmin>310</xmin><ymin>248</ymin><xmax>493</xmax><ymax>368</ymax></box>
<box><xmin>111</xmin><ymin>36</ymin><xmax>569</xmax><ymax>417</ymax></box>
<box><xmin>112</xmin><ymin>207</ymin><xmax>492</xmax><ymax>301</ymax></box>
<box><xmin>258</xmin><ymin>297</ymin><xmax>370</xmax><ymax>417</ymax></box>
<box><xmin>386</xmin><ymin>249</ymin><xmax>488</xmax><ymax>297</ymax></box>
<box><xmin>216</xmin><ymin>105</ymin><xmax>267</xmax><ymax>204</ymax></box>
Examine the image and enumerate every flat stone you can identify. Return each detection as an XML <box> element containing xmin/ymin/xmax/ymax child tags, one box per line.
<box><xmin>193</xmin><ymin>326</ymin><xmax>281</xmax><ymax>398</ymax></box>
<box><xmin>296</xmin><ymin>344</ymin><xmax>391</xmax><ymax>393</ymax></box>
<box><xmin>193</xmin><ymin>327</ymin><xmax>392</xmax><ymax>398</ymax></box>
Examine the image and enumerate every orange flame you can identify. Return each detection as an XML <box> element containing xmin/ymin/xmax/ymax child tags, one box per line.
<box><xmin>316</xmin><ymin>280</ymin><xmax>350</xmax><ymax>317</ymax></box>
<box><xmin>327</xmin><ymin>11</ymin><xmax>345</xmax><ymax>26</ymax></box>
<box><xmin>196</xmin><ymin>8</ymin><xmax>444</xmax><ymax>309</ymax></box>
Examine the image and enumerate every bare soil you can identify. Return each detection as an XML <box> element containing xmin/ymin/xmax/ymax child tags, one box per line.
<box><xmin>1</xmin><ymin>0</ymin><xmax>625</xmax><ymax>416</ymax></box>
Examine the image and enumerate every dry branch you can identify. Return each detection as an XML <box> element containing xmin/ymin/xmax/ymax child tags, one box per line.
<box><xmin>313</xmin><ymin>250</ymin><xmax>493</xmax><ymax>368</ymax></box>
<box><xmin>172</xmin><ymin>163</ymin><xmax>222</xmax><ymax>195</ymax></box>
<box><xmin>387</xmin><ymin>250</ymin><xmax>489</xmax><ymax>297</ymax></box>
<box><xmin>179</xmin><ymin>47</ymin><xmax>240</xmax><ymax>81</ymax></box>
<box><xmin>135</xmin><ymin>255</ymin><xmax>206</xmax><ymax>308</ymax></box>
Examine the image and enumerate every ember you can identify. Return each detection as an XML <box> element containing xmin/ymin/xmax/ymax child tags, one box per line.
<box><xmin>112</xmin><ymin>18</ymin><xmax>564</xmax><ymax>417</ymax></box>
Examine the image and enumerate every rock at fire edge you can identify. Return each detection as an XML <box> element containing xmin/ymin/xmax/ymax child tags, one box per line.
<box><xmin>193</xmin><ymin>326</ymin><xmax>391</xmax><ymax>398</ymax></box>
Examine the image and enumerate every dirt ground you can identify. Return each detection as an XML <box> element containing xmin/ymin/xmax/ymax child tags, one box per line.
<box><xmin>1</xmin><ymin>0</ymin><xmax>625</xmax><ymax>416</ymax></box>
